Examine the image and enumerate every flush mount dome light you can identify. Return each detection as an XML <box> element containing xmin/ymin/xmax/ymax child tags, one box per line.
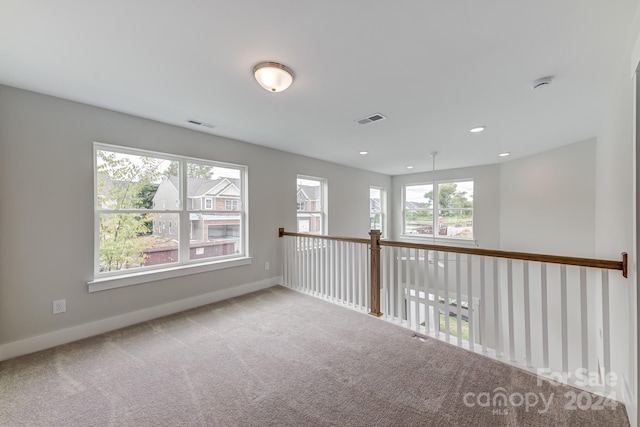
<box><xmin>470</xmin><ymin>126</ymin><xmax>486</xmax><ymax>133</ymax></box>
<box><xmin>253</xmin><ymin>62</ymin><xmax>294</xmax><ymax>92</ymax></box>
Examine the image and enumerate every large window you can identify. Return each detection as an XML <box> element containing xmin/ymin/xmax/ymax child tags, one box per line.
<box><xmin>369</xmin><ymin>187</ymin><xmax>386</xmax><ymax>237</ymax></box>
<box><xmin>95</xmin><ymin>143</ymin><xmax>247</xmax><ymax>278</ymax></box>
<box><xmin>403</xmin><ymin>180</ymin><xmax>473</xmax><ymax>240</ymax></box>
<box><xmin>297</xmin><ymin>175</ymin><xmax>327</xmax><ymax>234</ymax></box>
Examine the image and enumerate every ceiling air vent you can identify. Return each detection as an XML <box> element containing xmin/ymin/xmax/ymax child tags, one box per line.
<box><xmin>356</xmin><ymin>113</ymin><xmax>387</xmax><ymax>125</ymax></box>
<box><xmin>186</xmin><ymin>119</ymin><xmax>216</xmax><ymax>129</ymax></box>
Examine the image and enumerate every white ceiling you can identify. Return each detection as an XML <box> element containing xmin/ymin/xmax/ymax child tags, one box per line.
<box><xmin>1</xmin><ymin>1</ymin><xmax>638</xmax><ymax>175</ymax></box>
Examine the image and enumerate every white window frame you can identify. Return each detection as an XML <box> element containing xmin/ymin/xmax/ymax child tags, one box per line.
<box><xmin>297</xmin><ymin>174</ymin><xmax>328</xmax><ymax>235</ymax></box>
<box><xmin>402</xmin><ymin>179</ymin><xmax>475</xmax><ymax>243</ymax></box>
<box><xmin>204</xmin><ymin>197</ymin><xmax>213</xmax><ymax>210</ymax></box>
<box><xmin>369</xmin><ymin>186</ymin><xmax>387</xmax><ymax>238</ymax></box>
<box><xmin>225</xmin><ymin>199</ymin><xmax>239</xmax><ymax>211</ymax></box>
<box><xmin>89</xmin><ymin>142</ymin><xmax>250</xmax><ymax>292</ymax></box>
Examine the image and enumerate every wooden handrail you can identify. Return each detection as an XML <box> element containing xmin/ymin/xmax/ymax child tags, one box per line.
<box><xmin>279</xmin><ymin>227</ymin><xmax>627</xmax><ymax>318</ymax></box>
<box><xmin>279</xmin><ymin>228</ymin><xmax>627</xmax><ymax>277</ymax></box>
<box><xmin>381</xmin><ymin>241</ymin><xmax>627</xmax><ymax>278</ymax></box>
<box><xmin>279</xmin><ymin>229</ymin><xmax>369</xmax><ymax>245</ymax></box>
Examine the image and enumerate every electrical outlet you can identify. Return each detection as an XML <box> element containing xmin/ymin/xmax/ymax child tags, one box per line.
<box><xmin>265</xmin><ymin>262</ymin><xmax>270</xmax><ymax>271</ymax></box>
<box><xmin>53</xmin><ymin>299</ymin><xmax>66</xmax><ymax>314</ymax></box>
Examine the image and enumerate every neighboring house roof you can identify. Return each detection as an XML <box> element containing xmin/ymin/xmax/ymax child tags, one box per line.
<box><xmin>164</xmin><ymin>176</ymin><xmax>241</xmax><ymax>198</ymax></box>
<box><xmin>405</xmin><ymin>201</ymin><xmax>429</xmax><ymax>209</ymax></box>
<box><xmin>297</xmin><ymin>185</ymin><xmax>320</xmax><ymax>202</ymax></box>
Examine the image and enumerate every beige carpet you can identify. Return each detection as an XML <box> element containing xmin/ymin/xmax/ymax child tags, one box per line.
<box><xmin>0</xmin><ymin>286</ymin><xmax>629</xmax><ymax>426</ymax></box>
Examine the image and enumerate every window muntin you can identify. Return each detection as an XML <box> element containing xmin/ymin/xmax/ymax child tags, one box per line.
<box><xmin>297</xmin><ymin>176</ymin><xmax>326</xmax><ymax>235</ymax></box>
<box><xmin>403</xmin><ymin>180</ymin><xmax>473</xmax><ymax>239</ymax></box>
<box><xmin>95</xmin><ymin>143</ymin><xmax>247</xmax><ymax>277</ymax></box>
<box><xmin>369</xmin><ymin>187</ymin><xmax>386</xmax><ymax>237</ymax></box>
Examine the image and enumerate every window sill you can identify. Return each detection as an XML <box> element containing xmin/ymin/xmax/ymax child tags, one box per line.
<box><xmin>87</xmin><ymin>257</ymin><xmax>252</xmax><ymax>293</ymax></box>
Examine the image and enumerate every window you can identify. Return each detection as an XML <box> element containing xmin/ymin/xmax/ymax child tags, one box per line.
<box><xmin>297</xmin><ymin>175</ymin><xmax>327</xmax><ymax>234</ymax></box>
<box><xmin>369</xmin><ymin>187</ymin><xmax>386</xmax><ymax>237</ymax></box>
<box><xmin>94</xmin><ymin>143</ymin><xmax>247</xmax><ymax>278</ymax></box>
<box><xmin>403</xmin><ymin>180</ymin><xmax>473</xmax><ymax>239</ymax></box>
<box><xmin>225</xmin><ymin>199</ymin><xmax>239</xmax><ymax>211</ymax></box>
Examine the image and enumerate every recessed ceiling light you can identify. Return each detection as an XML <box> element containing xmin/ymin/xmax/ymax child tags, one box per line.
<box><xmin>407</xmin><ymin>165</ymin><xmax>414</xmax><ymax>169</ymax></box>
<box><xmin>470</xmin><ymin>126</ymin><xmax>486</xmax><ymax>133</ymax></box>
<box><xmin>360</xmin><ymin>151</ymin><xmax>368</xmax><ymax>155</ymax></box>
<box><xmin>499</xmin><ymin>152</ymin><xmax>510</xmax><ymax>157</ymax></box>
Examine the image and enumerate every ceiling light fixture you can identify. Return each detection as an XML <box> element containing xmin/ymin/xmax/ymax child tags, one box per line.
<box><xmin>470</xmin><ymin>126</ymin><xmax>486</xmax><ymax>133</ymax></box>
<box><xmin>253</xmin><ymin>62</ymin><xmax>294</xmax><ymax>92</ymax></box>
<box><xmin>407</xmin><ymin>165</ymin><xmax>414</xmax><ymax>169</ymax></box>
<box><xmin>359</xmin><ymin>151</ymin><xmax>369</xmax><ymax>155</ymax></box>
<box><xmin>499</xmin><ymin>152</ymin><xmax>510</xmax><ymax>157</ymax></box>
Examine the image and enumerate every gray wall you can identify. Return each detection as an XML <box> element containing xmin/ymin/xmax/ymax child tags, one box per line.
<box><xmin>500</xmin><ymin>138</ymin><xmax>596</xmax><ymax>257</ymax></box>
<box><xmin>595</xmin><ymin>48</ymin><xmax>636</xmax><ymax>420</ymax></box>
<box><xmin>0</xmin><ymin>85</ymin><xmax>390</xmax><ymax>345</ymax></box>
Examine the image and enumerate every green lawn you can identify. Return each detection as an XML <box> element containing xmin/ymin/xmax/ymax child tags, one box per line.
<box><xmin>439</xmin><ymin>313</ymin><xmax>469</xmax><ymax>341</ymax></box>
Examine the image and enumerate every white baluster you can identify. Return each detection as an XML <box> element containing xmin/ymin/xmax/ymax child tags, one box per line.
<box><xmin>467</xmin><ymin>254</ymin><xmax>474</xmax><ymax>351</ymax></box>
<box><xmin>456</xmin><ymin>253</ymin><xmax>462</xmax><ymax>347</ymax></box>
<box><xmin>561</xmin><ymin>265</ymin><xmax>568</xmax><ymax>374</ymax></box>
<box><xmin>443</xmin><ymin>254</ymin><xmax>450</xmax><ymax>341</ymax></box>
<box><xmin>480</xmin><ymin>256</ymin><xmax>486</xmax><ymax>353</ymax></box>
<box><xmin>507</xmin><ymin>259</ymin><xmax>515</xmax><ymax>362</ymax></box>
<box><xmin>423</xmin><ymin>249</ymin><xmax>430</xmax><ymax>335</ymax></box>
<box><xmin>602</xmin><ymin>270</ymin><xmax>611</xmax><ymax>393</ymax></box>
<box><xmin>541</xmin><ymin>263</ymin><xmax>549</xmax><ymax>372</ymax></box>
<box><xmin>493</xmin><ymin>258</ymin><xmax>500</xmax><ymax>357</ymax></box>
<box><xmin>414</xmin><ymin>248</ymin><xmax>420</xmax><ymax>331</ymax></box>
<box><xmin>580</xmin><ymin>267</ymin><xmax>588</xmax><ymax>372</ymax></box>
<box><xmin>524</xmin><ymin>261</ymin><xmax>531</xmax><ymax>367</ymax></box>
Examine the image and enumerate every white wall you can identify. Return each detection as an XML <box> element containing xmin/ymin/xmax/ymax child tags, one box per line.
<box><xmin>595</xmin><ymin>46</ymin><xmax>637</xmax><ymax>423</ymax></box>
<box><xmin>500</xmin><ymin>139</ymin><xmax>596</xmax><ymax>257</ymax></box>
<box><xmin>0</xmin><ymin>85</ymin><xmax>390</xmax><ymax>353</ymax></box>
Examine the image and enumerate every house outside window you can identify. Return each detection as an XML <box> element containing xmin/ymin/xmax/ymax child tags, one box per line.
<box><xmin>94</xmin><ymin>143</ymin><xmax>247</xmax><ymax>277</ymax></box>
<box><xmin>297</xmin><ymin>175</ymin><xmax>327</xmax><ymax>234</ymax></box>
<box><xmin>403</xmin><ymin>180</ymin><xmax>473</xmax><ymax>239</ymax></box>
<box><xmin>369</xmin><ymin>186</ymin><xmax>386</xmax><ymax>237</ymax></box>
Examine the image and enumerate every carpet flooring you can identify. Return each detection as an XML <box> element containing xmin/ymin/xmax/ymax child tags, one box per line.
<box><xmin>0</xmin><ymin>285</ymin><xmax>629</xmax><ymax>426</ymax></box>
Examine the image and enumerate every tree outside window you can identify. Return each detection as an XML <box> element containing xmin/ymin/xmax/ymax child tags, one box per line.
<box><xmin>95</xmin><ymin>143</ymin><xmax>246</xmax><ymax>277</ymax></box>
<box><xmin>403</xmin><ymin>180</ymin><xmax>473</xmax><ymax>239</ymax></box>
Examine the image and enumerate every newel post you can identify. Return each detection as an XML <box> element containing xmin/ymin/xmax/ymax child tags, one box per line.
<box><xmin>369</xmin><ymin>229</ymin><xmax>382</xmax><ymax>317</ymax></box>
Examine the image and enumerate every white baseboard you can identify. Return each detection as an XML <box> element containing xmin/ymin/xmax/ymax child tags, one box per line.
<box><xmin>0</xmin><ymin>276</ymin><xmax>282</xmax><ymax>362</ymax></box>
